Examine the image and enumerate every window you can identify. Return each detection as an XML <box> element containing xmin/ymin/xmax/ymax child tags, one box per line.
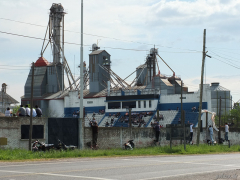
<box><xmin>108</xmin><ymin>102</ymin><xmax>121</xmax><ymax>109</ymax></box>
<box><xmin>122</xmin><ymin>101</ymin><xmax>136</xmax><ymax>109</ymax></box>
<box><xmin>138</xmin><ymin>101</ymin><xmax>141</xmax><ymax>108</ymax></box>
<box><xmin>144</xmin><ymin>101</ymin><xmax>146</xmax><ymax>108</ymax></box>
<box><xmin>87</xmin><ymin>101</ymin><xmax>93</xmax><ymax>104</ymax></box>
<box><xmin>149</xmin><ymin>100</ymin><xmax>152</xmax><ymax>108</ymax></box>
<box><xmin>21</xmin><ymin>125</ymin><xmax>44</xmax><ymax>139</ymax></box>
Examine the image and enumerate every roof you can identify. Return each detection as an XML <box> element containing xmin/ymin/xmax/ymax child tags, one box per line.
<box><xmin>89</xmin><ymin>50</ymin><xmax>111</xmax><ymax>56</ymax></box>
<box><xmin>35</xmin><ymin>57</ymin><xmax>50</xmax><ymax>67</ymax></box>
<box><xmin>0</xmin><ymin>91</ymin><xmax>19</xmax><ymax>104</ymax></box>
<box><xmin>210</xmin><ymin>85</ymin><xmax>230</xmax><ymax>92</ymax></box>
<box><xmin>136</xmin><ymin>64</ymin><xmax>146</xmax><ymax>69</ymax></box>
<box><xmin>44</xmin><ymin>90</ymin><xmax>70</xmax><ymax>100</ymax></box>
<box><xmin>161</xmin><ymin>79</ymin><xmax>173</xmax><ymax>86</ymax></box>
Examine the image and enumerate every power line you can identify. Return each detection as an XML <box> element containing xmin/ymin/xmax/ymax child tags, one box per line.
<box><xmin>0</xmin><ymin>64</ymin><xmax>31</xmax><ymax>67</ymax></box>
<box><xmin>0</xmin><ymin>17</ymin><xmax>201</xmax><ymax>53</ymax></box>
<box><xmin>208</xmin><ymin>50</ymin><xmax>240</xmax><ymax>63</ymax></box>
<box><xmin>0</xmin><ymin>30</ymin><xmax>201</xmax><ymax>53</ymax></box>
<box><xmin>211</xmin><ymin>57</ymin><xmax>240</xmax><ymax>70</ymax></box>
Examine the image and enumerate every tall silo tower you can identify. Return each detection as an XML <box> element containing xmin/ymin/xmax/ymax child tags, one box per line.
<box><xmin>210</xmin><ymin>82</ymin><xmax>232</xmax><ymax>115</ymax></box>
<box><xmin>89</xmin><ymin>44</ymin><xmax>111</xmax><ymax>93</ymax></box>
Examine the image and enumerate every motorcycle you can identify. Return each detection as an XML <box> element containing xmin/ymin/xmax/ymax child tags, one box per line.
<box><xmin>124</xmin><ymin>140</ymin><xmax>135</xmax><ymax>150</ymax></box>
<box><xmin>56</xmin><ymin>139</ymin><xmax>77</xmax><ymax>150</ymax></box>
<box><xmin>32</xmin><ymin>140</ymin><xmax>55</xmax><ymax>152</ymax></box>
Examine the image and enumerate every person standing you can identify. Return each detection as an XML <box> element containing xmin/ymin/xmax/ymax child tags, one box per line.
<box><xmin>188</xmin><ymin>121</ymin><xmax>194</xmax><ymax>144</ymax></box>
<box><xmin>91</xmin><ymin>121</ymin><xmax>99</xmax><ymax>149</ymax></box>
<box><xmin>225</xmin><ymin>123</ymin><xmax>229</xmax><ymax>141</ymax></box>
<box><xmin>154</xmin><ymin>122</ymin><xmax>161</xmax><ymax>142</ymax></box>
<box><xmin>17</xmin><ymin>105</ymin><xmax>26</xmax><ymax>116</ymax></box>
<box><xmin>25</xmin><ymin>105</ymin><xmax>30</xmax><ymax>117</ymax></box>
<box><xmin>209</xmin><ymin>125</ymin><xmax>214</xmax><ymax>144</ymax></box>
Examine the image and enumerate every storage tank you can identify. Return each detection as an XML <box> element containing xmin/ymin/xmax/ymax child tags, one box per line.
<box><xmin>136</xmin><ymin>64</ymin><xmax>147</xmax><ymax>86</ymax></box>
<box><xmin>210</xmin><ymin>82</ymin><xmax>231</xmax><ymax>115</ymax></box>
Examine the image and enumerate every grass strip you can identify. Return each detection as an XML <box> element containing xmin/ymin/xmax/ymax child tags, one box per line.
<box><xmin>0</xmin><ymin>144</ymin><xmax>240</xmax><ymax>161</ymax></box>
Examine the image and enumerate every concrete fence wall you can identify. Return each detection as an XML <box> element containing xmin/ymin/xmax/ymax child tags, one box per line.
<box><xmin>0</xmin><ymin>117</ymin><xmax>47</xmax><ymax>149</ymax></box>
<box><xmin>0</xmin><ymin>117</ymin><xmax>240</xmax><ymax>150</ymax></box>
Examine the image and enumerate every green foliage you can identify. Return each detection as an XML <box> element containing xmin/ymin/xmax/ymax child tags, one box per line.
<box><xmin>12</xmin><ymin>105</ymin><xmax>20</xmax><ymax>114</ymax></box>
<box><xmin>1</xmin><ymin>144</ymin><xmax>240</xmax><ymax>161</ymax></box>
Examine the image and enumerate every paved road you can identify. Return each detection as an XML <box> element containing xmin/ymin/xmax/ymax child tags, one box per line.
<box><xmin>0</xmin><ymin>153</ymin><xmax>240</xmax><ymax>180</ymax></box>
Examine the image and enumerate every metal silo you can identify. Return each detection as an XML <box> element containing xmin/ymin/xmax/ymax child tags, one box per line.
<box><xmin>210</xmin><ymin>82</ymin><xmax>231</xmax><ymax>115</ymax></box>
<box><xmin>136</xmin><ymin>64</ymin><xmax>147</xmax><ymax>86</ymax></box>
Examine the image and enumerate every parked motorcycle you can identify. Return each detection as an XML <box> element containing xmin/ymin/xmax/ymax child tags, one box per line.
<box><xmin>124</xmin><ymin>140</ymin><xmax>135</xmax><ymax>150</ymax></box>
<box><xmin>56</xmin><ymin>139</ymin><xmax>77</xmax><ymax>150</ymax></box>
<box><xmin>32</xmin><ymin>140</ymin><xmax>55</xmax><ymax>152</ymax></box>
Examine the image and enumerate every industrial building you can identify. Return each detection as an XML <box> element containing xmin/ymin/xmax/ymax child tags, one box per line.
<box><xmin>21</xmin><ymin>3</ymin><xmax>232</xmax><ymax>128</ymax></box>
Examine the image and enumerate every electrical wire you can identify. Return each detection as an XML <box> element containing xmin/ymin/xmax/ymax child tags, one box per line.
<box><xmin>207</xmin><ymin>47</ymin><xmax>240</xmax><ymax>56</ymax></box>
<box><xmin>211</xmin><ymin>57</ymin><xmax>240</xmax><ymax>70</ymax></box>
<box><xmin>208</xmin><ymin>50</ymin><xmax>240</xmax><ymax>63</ymax></box>
<box><xmin>0</xmin><ymin>30</ymin><xmax>201</xmax><ymax>53</ymax></box>
<box><xmin>0</xmin><ymin>65</ymin><xmax>31</xmax><ymax>67</ymax></box>
<box><xmin>0</xmin><ymin>17</ymin><xmax>201</xmax><ymax>53</ymax></box>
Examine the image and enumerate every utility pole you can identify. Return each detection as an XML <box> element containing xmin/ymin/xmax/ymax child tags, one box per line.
<box><xmin>1</xmin><ymin>87</ymin><xmax>3</xmax><ymax>113</ymax></box>
<box><xmin>218</xmin><ymin>96</ymin><xmax>222</xmax><ymax>141</ymax></box>
<box><xmin>181</xmin><ymin>80</ymin><xmax>183</xmax><ymax>125</ymax></box>
<box><xmin>79</xmin><ymin>0</ymin><xmax>84</xmax><ymax>150</ymax></box>
<box><xmin>197</xmin><ymin>29</ymin><xmax>206</xmax><ymax>145</ymax></box>
<box><xmin>29</xmin><ymin>62</ymin><xmax>35</xmax><ymax>151</ymax></box>
<box><xmin>180</xmin><ymin>80</ymin><xmax>183</xmax><ymax>145</ymax></box>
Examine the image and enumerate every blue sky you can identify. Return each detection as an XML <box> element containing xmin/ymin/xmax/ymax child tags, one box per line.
<box><xmin>0</xmin><ymin>0</ymin><xmax>240</xmax><ymax>104</ymax></box>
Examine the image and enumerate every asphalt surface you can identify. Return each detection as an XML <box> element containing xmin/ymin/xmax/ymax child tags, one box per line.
<box><xmin>1</xmin><ymin>153</ymin><xmax>240</xmax><ymax>180</ymax></box>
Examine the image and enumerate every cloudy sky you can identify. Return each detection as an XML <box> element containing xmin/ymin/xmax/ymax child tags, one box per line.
<box><xmin>0</xmin><ymin>0</ymin><xmax>240</xmax><ymax>104</ymax></box>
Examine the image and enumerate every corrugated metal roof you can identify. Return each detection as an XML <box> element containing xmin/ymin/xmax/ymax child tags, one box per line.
<box><xmin>175</xmin><ymin>80</ymin><xmax>182</xmax><ymax>86</ymax></box>
<box><xmin>161</xmin><ymin>79</ymin><xmax>173</xmax><ymax>86</ymax></box>
<box><xmin>44</xmin><ymin>90</ymin><xmax>69</xmax><ymax>100</ymax></box>
<box><xmin>89</xmin><ymin>50</ymin><xmax>110</xmax><ymax>56</ymax></box>
<box><xmin>0</xmin><ymin>92</ymin><xmax>19</xmax><ymax>104</ymax></box>
<box><xmin>211</xmin><ymin>85</ymin><xmax>230</xmax><ymax>92</ymax></box>
<box><xmin>93</xmin><ymin>89</ymin><xmax>107</xmax><ymax>97</ymax></box>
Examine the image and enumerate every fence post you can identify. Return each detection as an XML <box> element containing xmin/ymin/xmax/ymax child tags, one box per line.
<box><xmin>120</xmin><ymin>127</ymin><xmax>123</xmax><ymax>148</ymax></box>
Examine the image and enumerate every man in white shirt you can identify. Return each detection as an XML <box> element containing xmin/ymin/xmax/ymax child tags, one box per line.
<box><xmin>32</xmin><ymin>108</ymin><xmax>37</xmax><ymax>117</ymax></box>
<box><xmin>188</xmin><ymin>121</ymin><xmax>194</xmax><ymax>144</ymax></box>
<box><xmin>25</xmin><ymin>105</ymin><xmax>30</xmax><ymax>117</ymax></box>
<box><xmin>225</xmin><ymin>123</ymin><xmax>229</xmax><ymax>141</ymax></box>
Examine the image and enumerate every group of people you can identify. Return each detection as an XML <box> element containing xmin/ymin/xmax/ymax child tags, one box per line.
<box><xmin>72</xmin><ymin>110</ymin><xmax>79</xmax><ymax>118</ymax></box>
<box><xmin>118</xmin><ymin>112</ymin><xmax>151</xmax><ymax>127</ymax></box>
<box><xmin>208</xmin><ymin>123</ymin><xmax>229</xmax><ymax>144</ymax></box>
<box><xmin>5</xmin><ymin>105</ymin><xmax>42</xmax><ymax>117</ymax></box>
<box><xmin>17</xmin><ymin>105</ymin><xmax>42</xmax><ymax>117</ymax></box>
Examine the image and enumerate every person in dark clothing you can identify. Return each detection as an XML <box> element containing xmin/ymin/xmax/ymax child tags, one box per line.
<box><xmin>91</xmin><ymin>121</ymin><xmax>99</xmax><ymax>148</ymax></box>
<box><xmin>35</xmin><ymin>105</ymin><xmax>42</xmax><ymax>117</ymax></box>
<box><xmin>154</xmin><ymin>122</ymin><xmax>161</xmax><ymax>142</ymax></box>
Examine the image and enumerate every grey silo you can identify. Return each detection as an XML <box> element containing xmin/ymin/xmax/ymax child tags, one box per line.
<box><xmin>210</xmin><ymin>82</ymin><xmax>231</xmax><ymax>114</ymax></box>
<box><xmin>89</xmin><ymin>50</ymin><xmax>111</xmax><ymax>93</ymax></box>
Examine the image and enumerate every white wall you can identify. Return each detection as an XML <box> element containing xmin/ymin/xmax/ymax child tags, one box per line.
<box><xmin>49</xmin><ymin>99</ymin><xmax>64</xmax><ymax>117</ymax></box>
<box><xmin>65</xmin><ymin>91</ymin><xmax>106</xmax><ymax>108</ymax></box>
<box><xmin>160</xmin><ymin>84</ymin><xmax>212</xmax><ymax>111</ymax></box>
<box><xmin>105</xmin><ymin>99</ymin><xmax>158</xmax><ymax>113</ymax></box>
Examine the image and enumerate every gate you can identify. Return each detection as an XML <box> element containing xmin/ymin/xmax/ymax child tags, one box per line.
<box><xmin>48</xmin><ymin>118</ymin><xmax>78</xmax><ymax>146</ymax></box>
